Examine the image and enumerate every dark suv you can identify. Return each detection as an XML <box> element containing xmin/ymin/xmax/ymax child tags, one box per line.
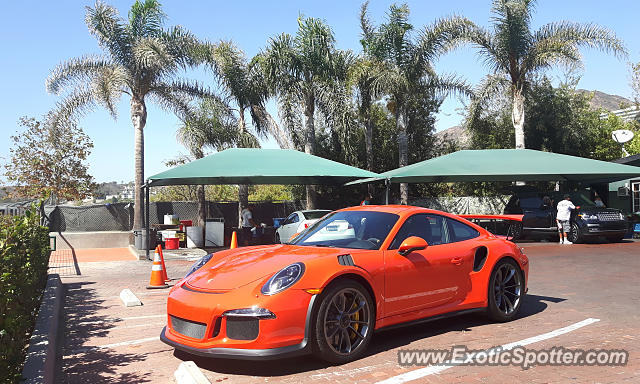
<box><xmin>504</xmin><ymin>190</ymin><xmax>628</xmax><ymax>243</ymax></box>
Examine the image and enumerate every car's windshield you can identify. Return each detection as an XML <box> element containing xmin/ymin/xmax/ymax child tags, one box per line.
<box><xmin>289</xmin><ymin>211</ymin><xmax>399</xmax><ymax>250</ymax></box>
<box><xmin>301</xmin><ymin>210</ymin><xmax>331</xmax><ymax>220</ymax></box>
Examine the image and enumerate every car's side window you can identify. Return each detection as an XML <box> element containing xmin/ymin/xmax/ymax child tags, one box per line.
<box><xmin>285</xmin><ymin>213</ymin><xmax>298</xmax><ymax>225</ymax></box>
<box><xmin>389</xmin><ymin>214</ymin><xmax>450</xmax><ymax>249</ymax></box>
<box><xmin>447</xmin><ymin>218</ymin><xmax>480</xmax><ymax>242</ymax></box>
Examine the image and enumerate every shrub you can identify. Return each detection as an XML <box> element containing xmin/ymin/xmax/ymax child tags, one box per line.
<box><xmin>0</xmin><ymin>208</ymin><xmax>51</xmax><ymax>383</ymax></box>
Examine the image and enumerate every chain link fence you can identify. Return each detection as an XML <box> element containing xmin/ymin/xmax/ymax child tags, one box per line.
<box><xmin>45</xmin><ymin>201</ymin><xmax>306</xmax><ymax>232</ymax></box>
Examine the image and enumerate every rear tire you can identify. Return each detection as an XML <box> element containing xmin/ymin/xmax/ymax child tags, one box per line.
<box><xmin>311</xmin><ymin>280</ymin><xmax>374</xmax><ymax>364</ymax></box>
<box><xmin>487</xmin><ymin>258</ymin><xmax>524</xmax><ymax>322</ymax></box>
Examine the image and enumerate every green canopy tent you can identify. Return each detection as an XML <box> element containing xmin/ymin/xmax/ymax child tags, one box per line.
<box><xmin>349</xmin><ymin>149</ymin><xmax>640</xmax><ymax>198</ymax></box>
<box><xmin>147</xmin><ymin>148</ymin><xmax>380</xmax><ymax>186</ymax></box>
<box><xmin>143</xmin><ymin>148</ymin><xmax>381</xmax><ymax>257</ymax></box>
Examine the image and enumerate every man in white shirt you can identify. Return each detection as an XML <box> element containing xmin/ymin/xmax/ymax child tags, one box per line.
<box><xmin>556</xmin><ymin>194</ymin><xmax>577</xmax><ymax>244</ymax></box>
<box><xmin>241</xmin><ymin>205</ymin><xmax>257</xmax><ymax>245</ymax></box>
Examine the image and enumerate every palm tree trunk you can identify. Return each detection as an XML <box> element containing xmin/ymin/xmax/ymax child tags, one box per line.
<box><xmin>512</xmin><ymin>88</ymin><xmax>525</xmax><ymax>149</ymax></box>
<box><xmin>197</xmin><ymin>184</ymin><xmax>206</xmax><ymax>226</ymax></box>
<box><xmin>237</xmin><ymin>110</ymin><xmax>250</xmax><ymax>226</ymax></box>
<box><xmin>397</xmin><ymin>108</ymin><xmax>409</xmax><ymax>205</ymax></box>
<box><xmin>363</xmin><ymin>99</ymin><xmax>374</xmax><ymax>196</ymax></box>
<box><xmin>304</xmin><ymin>94</ymin><xmax>317</xmax><ymax>209</ymax></box>
<box><xmin>131</xmin><ymin>96</ymin><xmax>147</xmax><ymax>230</ymax></box>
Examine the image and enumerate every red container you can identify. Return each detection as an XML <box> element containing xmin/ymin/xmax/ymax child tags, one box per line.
<box><xmin>179</xmin><ymin>220</ymin><xmax>193</xmax><ymax>232</ymax></box>
<box><xmin>165</xmin><ymin>237</ymin><xmax>179</xmax><ymax>250</ymax></box>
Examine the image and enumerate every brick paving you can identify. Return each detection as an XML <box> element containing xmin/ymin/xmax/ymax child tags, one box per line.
<box><xmin>56</xmin><ymin>240</ymin><xmax>640</xmax><ymax>383</ymax></box>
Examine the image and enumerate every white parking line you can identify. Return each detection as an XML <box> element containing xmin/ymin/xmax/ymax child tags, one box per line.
<box><xmin>376</xmin><ymin>318</ymin><xmax>601</xmax><ymax>384</ymax></box>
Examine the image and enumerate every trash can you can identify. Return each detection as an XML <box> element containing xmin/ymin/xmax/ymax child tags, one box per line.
<box><xmin>134</xmin><ymin>228</ymin><xmax>157</xmax><ymax>250</ymax></box>
<box><xmin>205</xmin><ymin>218</ymin><xmax>225</xmax><ymax>247</ymax></box>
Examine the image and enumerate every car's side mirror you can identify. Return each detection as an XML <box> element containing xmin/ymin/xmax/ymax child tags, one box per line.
<box><xmin>398</xmin><ymin>236</ymin><xmax>428</xmax><ymax>256</ymax></box>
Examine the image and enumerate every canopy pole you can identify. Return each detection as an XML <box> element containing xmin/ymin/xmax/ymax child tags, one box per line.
<box><xmin>145</xmin><ymin>181</ymin><xmax>150</xmax><ymax>260</ymax></box>
<box><xmin>385</xmin><ymin>178</ymin><xmax>390</xmax><ymax>205</ymax></box>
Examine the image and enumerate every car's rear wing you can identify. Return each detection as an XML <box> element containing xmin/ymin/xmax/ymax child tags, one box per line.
<box><xmin>459</xmin><ymin>214</ymin><xmax>524</xmax><ymax>241</ymax></box>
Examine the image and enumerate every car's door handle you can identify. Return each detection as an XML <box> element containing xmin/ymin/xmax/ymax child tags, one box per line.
<box><xmin>450</xmin><ymin>257</ymin><xmax>463</xmax><ymax>265</ymax></box>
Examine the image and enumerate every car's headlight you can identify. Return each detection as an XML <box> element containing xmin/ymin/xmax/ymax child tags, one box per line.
<box><xmin>619</xmin><ymin>212</ymin><xmax>625</xmax><ymax>220</ymax></box>
<box><xmin>261</xmin><ymin>262</ymin><xmax>305</xmax><ymax>295</ymax></box>
<box><xmin>578</xmin><ymin>213</ymin><xmax>598</xmax><ymax>220</ymax></box>
<box><xmin>185</xmin><ymin>253</ymin><xmax>213</xmax><ymax>278</ymax></box>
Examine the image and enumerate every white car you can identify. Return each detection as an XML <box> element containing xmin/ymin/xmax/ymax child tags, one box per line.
<box><xmin>275</xmin><ymin>210</ymin><xmax>331</xmax><ymax>243</ymax></box>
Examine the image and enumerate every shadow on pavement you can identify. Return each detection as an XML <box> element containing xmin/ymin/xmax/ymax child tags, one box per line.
<box><xmin>175</xmin><ymin>293</ymin><xmax>565</xmax><ymax>377</ymax></box>
<box><xmin>59</xmin><ymin>282</ymin><xmax>151</xmax><ymax>384</ymax></box>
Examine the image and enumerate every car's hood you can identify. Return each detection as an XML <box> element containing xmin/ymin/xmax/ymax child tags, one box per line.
<box><xmin>185</xmin><ymin>244</ymin><xmax>339</xmax><ymax>291</ymax></box>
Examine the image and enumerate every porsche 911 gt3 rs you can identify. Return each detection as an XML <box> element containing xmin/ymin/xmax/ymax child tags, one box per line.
<box><xmin>161</xmin><ymin>205</ymin><xmax>529</xmax><ymax>363</ymax></box>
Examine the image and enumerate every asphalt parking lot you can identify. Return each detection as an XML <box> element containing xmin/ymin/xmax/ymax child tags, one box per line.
<box><xmin>54</xmin><ymin>240</ymin><xmax>639</xmax><ymax>383</ymax></box>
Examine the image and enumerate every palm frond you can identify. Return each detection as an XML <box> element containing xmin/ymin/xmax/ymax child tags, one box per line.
<box><xmin>46</xmin><ymin>55</ymin><xmax>114</xmax><ymax>94</ymax></box>
<box><xmin>133</xmin><ymin>36</ymin><xmax>176</xmax><ymax>75</ymax></box>
<box><xmin>92</xmin><ymin>66</ymin><xmax>126</xmax><ymax>118</ymax></box>
<box><xmin>415</xmin><ymin>15</ymin><xmax>476</xmax><ymax>64</ymax></box>
<box><xmin>85</xmin><ymin>1</ymin><xmax>131</xmax><ymax>65</ymax></box>
<box><xmin>128</xmin><ymin>0</ymin><xmax>165</xmax><ymax>38</ymax></box>
<box><xmin>466</xmin><ymin>74</ymin><xmax>510</xmax><ymax>129</ymax></box>
<box><xmin>47</xmin><ymin>87</ymin><xmax>97</xmax><ymax>128</ymax></box>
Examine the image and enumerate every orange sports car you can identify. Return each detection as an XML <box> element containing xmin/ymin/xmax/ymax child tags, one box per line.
<box><xmin>161</xmin><ymin>205</ymin><xmax>529</xmax><ymax>363</ymax></box>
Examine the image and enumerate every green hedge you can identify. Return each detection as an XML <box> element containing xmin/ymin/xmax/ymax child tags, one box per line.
<box><xmin>0</xmin><ymin>208</ymin><xmax>51</xmax><ymax>384</ymax></box>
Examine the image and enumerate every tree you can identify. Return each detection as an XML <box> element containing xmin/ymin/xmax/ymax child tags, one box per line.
<box><xmin>201</xmin><ymin>41</ymin><xmax>290</xmax><ymax>223</ymax></box>
<box><xmin>46</xmin><ymin>0</ymin><xmax>208</xmax><ymax>230</ymax></box>
<box><xmin>177</xmin><ymin>97</ymin><xmax>240</xmax><ymax>227</ymax></box>
<box><xmin>359</xmin><ymin>3</ymin><xmax>472</xmax><ymax>203</ymax></box>
<box><xmin>262</xmin><ymin>15</ymin><xmax>351</xmax><ymax>209</ymax></box>
<box><xmin>468</xmin><ymin>76</ymin><xmax>639</xmax><ymax>160</ymax></box>
<box><xmin>4</xmin><ymin>116</ymin><xmax>95</xmax><ymax>202</ymax></box>
<box><xmin>465</xmin><ymin>0</ymin><xmax>626</xmax><ymax>149</ymax></box>
<box><xmin>630</xmin><ymin>60</ymin><xmax>640</xmax><ymax>106</ymax></box>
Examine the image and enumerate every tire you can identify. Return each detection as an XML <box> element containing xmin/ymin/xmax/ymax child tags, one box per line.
<box><xmin>275</xmin><ymin>232</ymin><xmax>281</xmax><ymax>244</ymax></box>
<box><xmin>487</xmin><ymin>258</ymin><xmax>524</xmax><ymax>322</ymax></box>
<box><xmin>568</xmin><ymin>222</ymin><xmax>582</xmax><ymax>243</ymax></box>
<box><xmin>311</xmin><ymin>280</ymin><xmax>374</xmax><ymax>364</ymax></box>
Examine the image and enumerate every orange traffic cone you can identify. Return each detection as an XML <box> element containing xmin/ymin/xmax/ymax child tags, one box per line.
<box><xmin>157</xmin><ymin>245</ymin><xmax>170</xmax><ymax>282</ymax></box>
<box><xmin>230</xmin><ymin>231</ymin><xmax>238</xmax><ymax>249</ymax></box>
<box><xmin>147</xmin><ymin>246</ymin><xmax>169</xmax><ymax>289</ymax></box>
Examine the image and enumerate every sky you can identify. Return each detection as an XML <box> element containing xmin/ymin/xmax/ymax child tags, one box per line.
<box><xmin>1</xmin><ymin>0</ymin><xmax>639</xmax><ymax>184</ymax></box>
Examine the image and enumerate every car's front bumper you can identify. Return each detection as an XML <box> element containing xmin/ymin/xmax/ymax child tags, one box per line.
<box><xmin>160</xmin><ymin>282</ymin><xmax>317</xmax><ymax>360</ymax></box>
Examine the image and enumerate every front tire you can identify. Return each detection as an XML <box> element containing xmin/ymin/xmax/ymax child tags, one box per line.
<box><xmin>568</xmin><ymin>222</ymin><xmax>583</xmax><ymax>243</ymax></box>
<box><xmin>275</xmin><ymin>232</ymin><xmax>281</xmax><ymax>244</ymax></box>
<box><xmin>312</xmin><ymin>280</ymin><xmax>374</xmax><ymax>364</ymax></box>
<box><xmin>487</xmin><ymin>258</ymin><xmax>524</xmax><ymax>322</ymax></box>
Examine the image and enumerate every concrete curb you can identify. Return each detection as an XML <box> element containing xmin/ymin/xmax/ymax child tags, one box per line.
<box><xmin>174</xmin><ymin>361</ymin><xmax>211</xmax><ymax>384</ymax></box>
<box><xmin>21</xmin><ymin>274</ymin><xmax>64</xmax><ymax>384</ymax></box>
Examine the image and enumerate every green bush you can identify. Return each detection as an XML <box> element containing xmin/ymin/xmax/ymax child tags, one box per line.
<box><xmin>0</xmin><ymin>208</ymin><xmax>51</xmax><ymax>383</ymax></box>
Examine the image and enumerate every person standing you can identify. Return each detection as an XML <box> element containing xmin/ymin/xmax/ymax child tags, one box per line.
<box><xmin>360</xmin><ymin>193</ymin><xmax>372</xmax><ymax>206</ymax></box>
<box><xmin>557</xmin><ymin>194</ymin><xmax>577</xmax><ymax>244</ymax></box>
<box><xmin>241</xmin><ymin>205</ymin><xmax>257</xmax><ymax>246</ymax></box>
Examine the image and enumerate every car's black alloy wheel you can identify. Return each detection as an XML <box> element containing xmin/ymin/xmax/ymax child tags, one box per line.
<box><xmin>569</xmin><ymin>222</ymin><xmax>582</xmax><ymax>243</ymax></box>
<box><xmin>487</xmin><ymin>258</ymin><xmax>524</xmax><ymax>322</ymax></box>
<box><xmin>312</xmin><ymin>280</ymin><xmax>374</xmax><ymax>364</ymax></box>
<box><xmin>275</xmin><ymin>233</ymin><xmax>280</xmax><ymax>244</ymax></box>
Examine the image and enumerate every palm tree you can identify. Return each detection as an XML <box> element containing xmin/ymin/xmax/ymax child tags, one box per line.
<box><xmin>465</xmin><ymin>0</ymin><xmax>626</xmax><ymax>149</ymax></box>
<box><xmin>200</xmin><ymin>41</ymin><xmax>291</xmax><ymax>223</ymax></box>
<box><xmin>46</xmin><ymin>0</ymin><xmax>208</xmax><ymax>230</ymax></box>
<box><xmin>361</xmin><ymin>3</ymin><xmax>472</xmax><ymax>204</ymax></box>
<box><xmin>262</xmin><ymin>16</ymin><xmax>350</xmax><ymax>209</ymax></box>
<box><xmin>177</xmin><ymin>97</ymin><xmax>243</xmax><ymax>229</ymax></box>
